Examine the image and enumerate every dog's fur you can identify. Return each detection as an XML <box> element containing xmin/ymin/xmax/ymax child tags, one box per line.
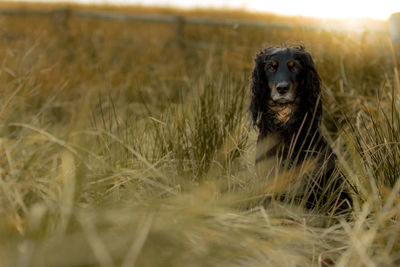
<box><xmin>250</xmin><ymin>45</ymin><xmax>351</xmax><ymax>211</ymax></box>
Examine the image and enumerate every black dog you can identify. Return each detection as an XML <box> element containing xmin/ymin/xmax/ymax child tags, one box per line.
<box><xmin>250</xmin><ymin>45</ymin><xmax>351</xmax><ymax>211</ymax></box>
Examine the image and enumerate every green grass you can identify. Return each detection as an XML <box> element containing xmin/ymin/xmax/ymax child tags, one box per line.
<box><xmin>0</xmin><ymin>3</ymin><xmax>400</xmax><ymax>266</ymax></box>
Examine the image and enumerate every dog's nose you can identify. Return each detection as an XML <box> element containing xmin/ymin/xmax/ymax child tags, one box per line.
<box><xmin>276</xmin><ymin>83</ymin><xmax>289</xmax><ymax>94</ymax></box>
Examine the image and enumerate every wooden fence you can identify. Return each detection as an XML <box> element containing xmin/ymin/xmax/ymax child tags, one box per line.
<box><xmin>0</xmin><ymin>7</ymin><xmax>320</xmax><ymax>48</ymax></box>
<box><xmin>0</xmin><ymin>8</ymin><xmax>296</xmax><ymax>47</ymax></box>
<box><xmin>0</xmin><ymin>8</ymin><xmax>295</xmax><ymax>28</ymax></box>
<box><xmin>0</xmin><ymin>8</ymin><xmax>398</xmax><ymax>53</ymax></box>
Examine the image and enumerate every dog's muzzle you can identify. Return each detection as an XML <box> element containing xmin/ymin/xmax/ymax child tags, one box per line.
<box><xmin>270</xmin><ymin>81</ymin><xmax>296</xmax><ymax>103</ymax></box>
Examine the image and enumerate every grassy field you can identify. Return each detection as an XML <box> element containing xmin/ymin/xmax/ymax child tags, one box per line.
<box><xmin>0</xmin><ymin>3</ymin><xmax>400</xmax><ymax>266</ymax></box>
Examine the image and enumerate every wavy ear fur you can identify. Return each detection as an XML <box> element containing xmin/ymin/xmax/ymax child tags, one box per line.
<box><xmin>294</xmin><ymin>47</ymin><xmax>322</xmax><ymax>125</ymax></box>
<box><xmin>249</xmin><ymin>48</ymin><xmax>274</xmax><ymax>128</ymax></box>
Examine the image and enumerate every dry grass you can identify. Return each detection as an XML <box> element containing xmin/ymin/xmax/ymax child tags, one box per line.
<box><xmin>0</xmin><ymin>3</ymin><xmax>399</xmax><ymax>266</ymax></box>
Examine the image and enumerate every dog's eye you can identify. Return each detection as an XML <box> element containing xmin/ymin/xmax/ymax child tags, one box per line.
<box><xmin>266</xmin><ymin>61</ymin><xmax>278</xmax><ymax>72</ymax></box>
<box><xmin>267</xmin><ymin>61</ymin><xmax>278</xmax><ymax>72</ymax></box>
<box><xmin>288</xmin><ymin>62</ymin><xmax>300</xmax><ymax>72</ymax></box>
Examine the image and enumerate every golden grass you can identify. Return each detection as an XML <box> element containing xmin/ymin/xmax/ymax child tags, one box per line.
<box><xmin>0</xmin><ymin>2</ymin><xmax>399</xmax><ymax>266</ymax></box>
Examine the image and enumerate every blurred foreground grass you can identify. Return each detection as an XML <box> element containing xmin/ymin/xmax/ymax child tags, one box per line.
<box><xmin>0</xmin><ymin>3</ymin><xmax>400</xmax><ymax>266</ymax></box>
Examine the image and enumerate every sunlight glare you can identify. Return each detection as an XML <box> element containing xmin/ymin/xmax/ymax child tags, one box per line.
<box><xmin>246</xmin><ymin>0</ymin><xmax>399</xmax><ymax>20</ymax></box>
<box><xmin>14</xmin><ymin>0</ymin><xmax>400</xmax><ymax>20</ymax></box>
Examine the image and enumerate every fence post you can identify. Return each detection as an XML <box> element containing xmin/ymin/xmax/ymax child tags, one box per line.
<box><xmin>174</xmin><ymin>16</ymin><xmax>185</xmax><ymax>48</ymax></box>
<box><xmin>52</xmin><ymin>8</ymin><xmax>70</xmax><ymax>36</ymax></box>
<box><xmin>390</xmin><ymin>13</ymin><xmax>400</xmax><ymax>67</ymax></box>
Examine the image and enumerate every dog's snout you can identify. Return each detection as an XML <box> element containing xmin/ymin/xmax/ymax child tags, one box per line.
<box><xmin>276</xmin><ymin>82</ymin><xmax>289</xmax><ymax>94</ymax></box>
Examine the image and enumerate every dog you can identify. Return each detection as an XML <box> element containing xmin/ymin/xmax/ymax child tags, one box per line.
<box><xmin>250</xmin><ymin>45</ymin><xmax>351</xmax><ymax>211</ymax></box>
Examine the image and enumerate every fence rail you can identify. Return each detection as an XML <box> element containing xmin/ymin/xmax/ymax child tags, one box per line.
<box><xmin>0</xmin><ymin>8</ymin><xmax>305</xmax><ymax>48</ymax></box>
<box><xmin>0</xmin><ymin>8</ymin><xmax>294</xmax><ymax>28</ymax></box>
<box><xmin>0</xmin><ymin>8</ymin><xmax>317</xmax><ymax>31</ymax></box>
<box><xmin>0</xmin><ymin>8</ymin><xmax>398</xmax><ymax>54</ymax></box>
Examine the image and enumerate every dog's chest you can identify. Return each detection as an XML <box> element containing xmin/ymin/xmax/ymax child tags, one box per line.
<box><xmin>269</xmin><ymin>103</ymin><xmax>295</xmax><ymax>124</ymax></box>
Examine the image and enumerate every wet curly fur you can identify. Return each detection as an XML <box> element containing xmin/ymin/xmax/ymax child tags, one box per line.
<box><xmin>250</xmin><ymin>45</ymin><xmax>352</xmax><ymax>211</ymax></box>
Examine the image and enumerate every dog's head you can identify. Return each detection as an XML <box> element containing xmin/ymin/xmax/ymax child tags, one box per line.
<box><xmin>264</xmin><ymin>47</ymin><xmax>303</xmax><ymax>104</ymax></box>
<box><xmin>250</xmin><ymin>46</ymin><xmax>322</xmax><ymax>128</ymax></box>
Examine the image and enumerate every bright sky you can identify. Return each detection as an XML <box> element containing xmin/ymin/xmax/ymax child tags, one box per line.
<box><xmin>17</xmin><ymin>0</ymin><xmax>400</xmax><ymax>20</ymax></box>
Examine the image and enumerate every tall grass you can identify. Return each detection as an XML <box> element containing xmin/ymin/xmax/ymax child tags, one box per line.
<box><xmin>0</xmin><ymin>4</ymin><xmax>400</xmax><ymax>266</ymax></box>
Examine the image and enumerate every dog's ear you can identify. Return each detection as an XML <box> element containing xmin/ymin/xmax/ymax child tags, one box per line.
<box><xmin>250</xmin><ymin>49</ymin><xmax>270</xmax><ymax>127</ymax></box>
<box><xmin>297</xmin><ymin>48</ymin><xmax>322</xmax><ymax>123</ymax></box>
